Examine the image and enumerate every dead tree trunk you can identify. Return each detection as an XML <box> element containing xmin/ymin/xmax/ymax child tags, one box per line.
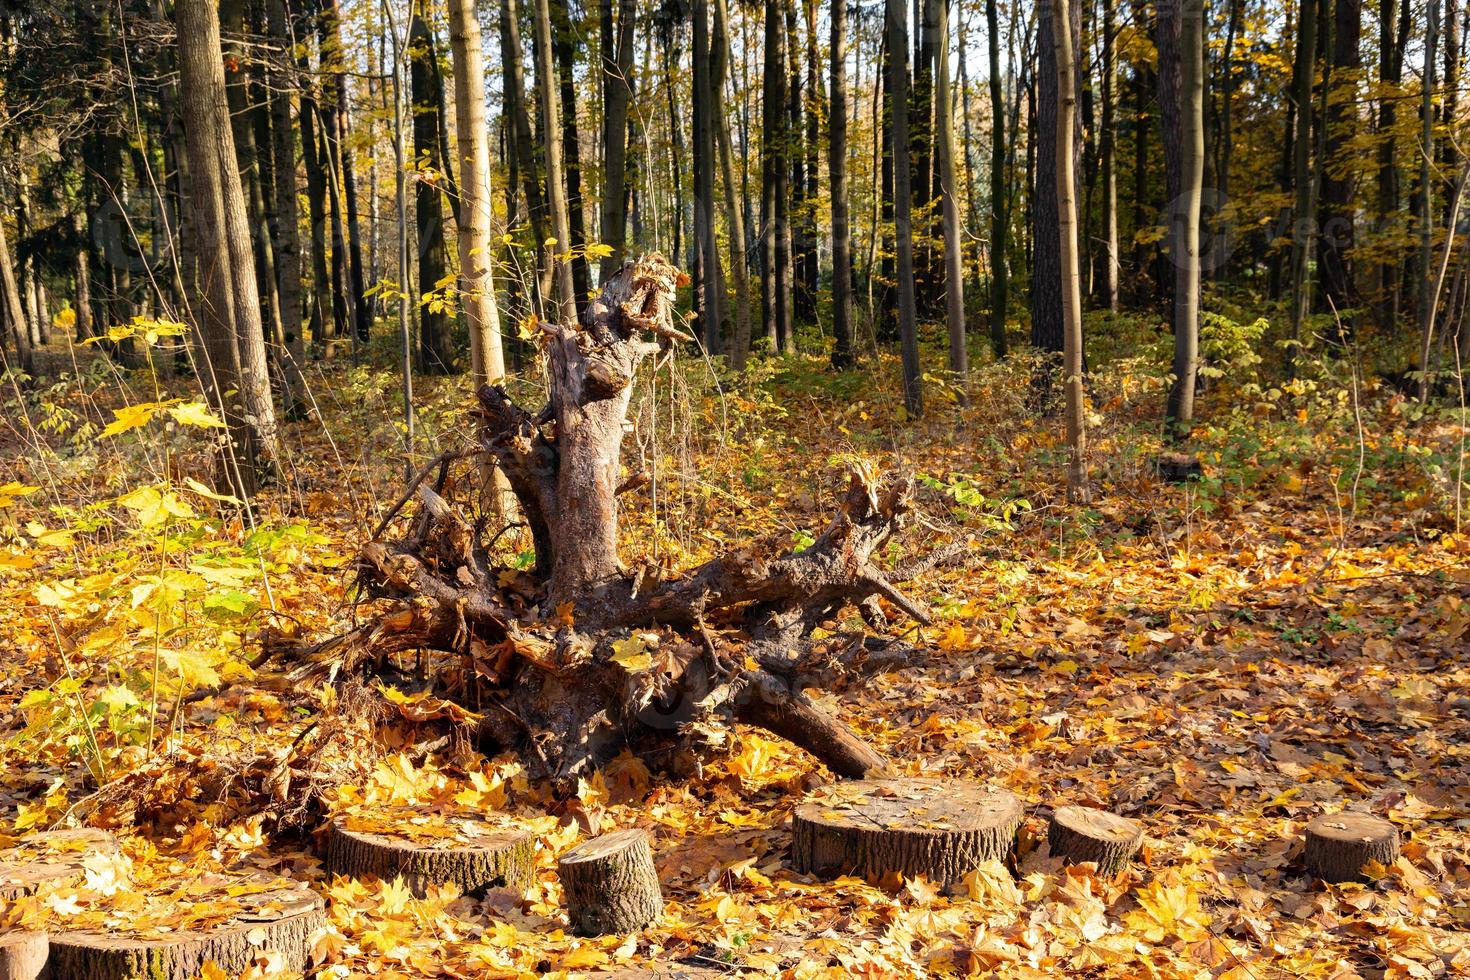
<box><xmin>284</xmin><ymin>255</ymin><xmax>946</xmax><ymax>790</ymax></box>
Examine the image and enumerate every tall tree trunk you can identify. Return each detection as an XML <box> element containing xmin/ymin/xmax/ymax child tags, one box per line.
<box><xmin>0</xmin><ymin>203</ymin><xmax>34</xmax><ymax>376</ymax></box>
<box><xmin>176</xmin><ymin>0</ymin><xmax>279</xmax><ymax>494</ymax></box>
<box><xmin>1156</xmin><ymin>0</ymin><xmax>1183</xmax><ymax>324</ymax></box>
<box><xmin>1287</xmin><ymin>0</ymin><xmax>1320</xmax><ymax>376</ymax></box>
<box><xmin>599</xmin><ymin>0</ymin><xmax>636</xmax><ymax>279</ymax></box>
<box><xmin>913</xmin><ymin>0</ymin><xmax>937</xmax><ymax>315</ymax></box>
<box><xmin>829</xmin><ymin>0</ymin><xmax>855</xmax><ymax>369</ymax></box>
<box><xmin>761</xmin><ymin>0</ymin><xmax>791</xmax><ymax>353</ymax></box>
<box><xmin>1319</xmin><ymin>0</ymin><xmax>1361</xmax><ymax>320</ymax></box>
<box><xmin>326</xmin><ymin>0</ymin><xmax>370</xmax><ymax>343</ymax></box>
<box><xmin>935</xmin><ymin>0</ymin><xmax>966</xmax><ymax>388</ymax></box>
<box><xmin>1165</xmin><ymin>0</ymin><xmax>1204</xmax><ymax>440</ymax></box>
<box><xmin>713</xmin><ymin>0</ymin><xmax>753</xmax><ymax>368</ymax></box>
<box><xmin>448</xmin><ymin>0</ymin><xmax>508</xmax><ymax>388</ymax></box>
<box><xmin>887</xmin><ymin>0</ymin><xmax>922</xmax><ymax>416</ymax></box>
<box><xmin>298</xmin><ymin>13</ymin><xmax>333</xmax><ymax>346</ymax></box>
<box><xmin>533</xmin><ymin>0</ymin><xmax>577</xmax><ymax>320</ymax></box>
<box><xmin>411</xmin><ymin>2</ymin><xmax>453</xmax><ymax>374</ymax></box>
<box><xmin>1418</xmin><ymin>0</ymin><xmax>1442</xmax><ymax>399</ymax></box>
<box><xmin>985</xmin><ymin>0</ymin><xmax>1009</xmax><ymax>357</ymax></box>
<box><xmin>266</xmin><ymin>0</ymin><xmax>308</xmax><ymax>417</ymax></box>
<box><xmin>500</xmin><ymin>0</ymin><xmax>550</xmax><ymax>312</ymax></box>
<box><xmin>1051</xmin><ymin>0</ymin><xmax>1089</xmax><ymax>503</ymax></box>
<box><xmin>693</xmin><ymin>0</ymin><xmax>723</xmax><ymax>354</ymax></box>
<box><xmin>1031</xmin><ymin>3</ymin><xmax>1064</xmax><ymax>354</ymax></box>
<box><xmin>1100</xmin><ymin>0</ymin><xmax>1119</xmax><ymax>312</ymax></box>
<box><xmin>552</xmin><ymin>5</ymin><xmax>592</xmax><ymax>312</ymax></box>
<box><xmin>1374</xmin><ymin>0</ymin><xmax>1405</xmax><ymax>328</ymax></box>
<box><xmin>1214</xmin><ymin>0</ymin><xmax>1242</xmax><ymax>279</ymax></box>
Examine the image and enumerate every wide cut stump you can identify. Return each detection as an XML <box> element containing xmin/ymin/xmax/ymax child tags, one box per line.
<box><xmin>557</xmin><ymin>829</ymin><xmax>663</xmax><ymax>935</ymax></box>
<box><xmin>325</xmin><ymin>818</ymin><xmax>535</xmax><ymax>897</ymax></box>
<box><xmin>45</xmin><ymin>883</ymin><xmax>323</xmax><ymax>980</ymax></box>
<box><xmin>0</xmin><ymin>829</ymin><xmax>118</xmax><ymax>900</ymax></box>
<box><xmin>791</xmin><ymin>777</ymin><xmax>1023</xmax><ymax>886</ymax></box>
<box><xmin>1303</xmin><ymin>812</ymin><xmax>1400</xmax><ymax>883</ymax></box>
<box><xmin>0</xmin><ymin>931</ymin><xmax>48</xmax><ymax>980</ymax></box>
<box><xmin>1047</xmin><ymin>806</ymin><xmax>1144</xmax><ymax>874</ymax></box>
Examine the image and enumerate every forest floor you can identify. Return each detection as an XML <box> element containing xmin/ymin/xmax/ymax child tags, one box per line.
<box><xmin>1</xmin><ymin>332</ymin><xmax>1468</xmax><ymax>979</ymax></box>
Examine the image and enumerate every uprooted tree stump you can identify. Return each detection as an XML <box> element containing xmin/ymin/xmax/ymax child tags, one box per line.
<box><xmin>271</xmin><ymin>254</ymin><xmax>959</xmax><ymax>790</ymax></box>
<box><xmin>557</xmin><ymin>829</ymin><xmax>663</xmax><ymax>935</ymax></box>
<box><xmin>791</xmin><ymin>777</ymin><xmax>1023</xmax><ymax>886</ymax></box>
<box><xmin>44</xmin><ymin>884</ymin><xmax>323</xmax><ymax>980</ymax></box>
<box><xmin>1047</xmin><ymin>806</ymin><xmax>1144</xmax><ymax>874</ymax></box>
<box><xmin>0</xmin><ymin>829</ymin><xmax>118</xmax><ymax>901</ymax></box>
<box><xmin>0</xmin><ymin>932</ymin><xmax>47</xmax><ymax>980</ymax></box>
<box><xmin>325</xmin><ymin>818</ymin><xmax>535</xmax><ymax>897</ymax></box>
<box><xmin>1303</xmin><ymin>812</ymin><xmax>1400</xmax><ymax>883</ymax></box>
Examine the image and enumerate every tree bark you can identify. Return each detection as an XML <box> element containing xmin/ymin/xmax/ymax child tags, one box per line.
<box><xmin>558</xmin><ymin>830</ymin><xmax>663</xmax><ymax>935</ymax></box>
<box><xmin>761</xmin><ymin>0</ymin><xmax>790</xmax><ymax>353</ymax></box>
<box><xmin>599</xmin><ymin>0</ymin><xmax>637</xmax><ymax>278</ymax></box>
<box><xmin>1100</xmin><ymin>0</ymin><xmax>1119</xmax><ymax>311</ymax></box>
<box><xmin>411</xmin><ymin>3</ymin><xmax>453</xmax><ymax>374</ymax></box>
<box><xmin>532</xmin><ymin>0</ymin><xmax>578</xmax><ymax>320</ymax></box>
<box><xmin>829</xmin><ymin>0</ymin><xmax>855</xmax><ymax>369</ymax></box>
<box><xmin>501</xmin><ymin>0</ymin><xmax>551</xmax><ymax>313</ymax></box>
<box><xmin>935</xmin><ymin>0</ymin><xmax>967</xmax><ymax>390</ymax></box>
<box><xmin>448</xmin><ymin>0</ymin><xmax>509</xmax><ymax>388</ymax></box>
<box><xmin>1052</xmin><ymin>0</ymin><xmax>1090</xmax><ymax>503</ymax></box>
<box><xmin>1165</xmin><ymin>0</ymin><xmax>1204</xmax><ymax>441</ymax></box>
<box><xmin>326</xmin><ymin>819</ymin><xmax>534</xmax><ymax>897</ymax></box>
<box><xmin>265</xmin><ymin>0</ymin><xmax>309</xmax><ymax>418</ymax></box>
<box><xmin>986</xmin><ymin>0</ymin><xmax>1009</xmax><ymax>357</ymax></box>
<box><xmin>714</xmin><ymin>0</ymin><xmax>753</xmax><ymax>369</ymax></box>
<box><xmin>692</xmin><ymin>0</ymin><xmax>722</xmax><ymax>354</ymax></box>
<box><xmin>1417</xmin><ymin>0</ymin><xmax>1441</xmax><ymax>400</ymax></box>
<box><xmin>0</xmin><ymin>202</ymin><xmax>34</xmax><ymax>376</ymax></box>
<box><xmin>1287</xmin><ymin>0</ymin><xmax>1320</xmax><ymax>375</ymax></box>
<box><xmin>1047</xmin><ymin>806</ymin><xmax>1143</xmax><ymax>874</ymax></box>
<box><xmin>887</xmin><ymin>0</ymin><xmax>923</xmax><ymax>417</ymax></box>
<box><xmin>176</xmin><ymin>0</ymin><xmax>279</xmax><ymax>494</ymax></box>
<box><xmin>1304</xmin><ymin>812</ymin><xmax>1400</xmax><ymax>883</ymax></box>
<box><xmin>552</xmin><ymin>5</ymin><xmax>592</xmax><ymax>313</ymax></box>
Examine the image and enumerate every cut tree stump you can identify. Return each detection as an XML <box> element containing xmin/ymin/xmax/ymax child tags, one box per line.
<box><xmin>1303</xmin><ymin>812</ymin><xmax>1400</xmax><ymax>883</ymax></box>
<box><xmin>791</xmin><ymin>777</ymin><xmax>1023</xmax><ymax>886</ymax></box>
<box><xmin>1155</xmin><ymin>453</ymin><xmax>1202</xmax><ymax>483</ymax></box>
<box><xmin>45</xmin><ymin>884</ymin><xmax>323</xmax><ymax>980</ymax></box>
<box><xmin>557</xmin><ymin>829</ymin><xmax>663</xmax><ymax>935</ymax></box>
<box><xmin>0</xmin><ymin>829</ymin><xmax>118</xmax><ymax>901</ymax></box>
<box><xmin>324</xmin><ymin>818</ymin><xmax>535</xmax><ymax>897</ymax></box>
<box><xmin>1047</xmin><ymin>806</ymin><xmax>1144</xmax><ymax>874</ymax></box>
<box><xmin>0</xmin><ymin>932</ymin><xmax>48</xmax><ymax>980</ymax></box>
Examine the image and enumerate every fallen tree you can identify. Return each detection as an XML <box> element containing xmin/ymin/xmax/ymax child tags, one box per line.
<box><xmin>280</xmin><ymin>255</ymin><xmax>951</xmax><ymax>790</ymax></box>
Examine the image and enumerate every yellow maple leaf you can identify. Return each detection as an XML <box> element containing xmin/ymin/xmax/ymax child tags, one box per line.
<box><xmin>1125</xmin><ymin>879</ymin><xmax>1211</xmax><ymax>943</ymax></box>
<box><xmin>609</xmin><ymin>635</ymin><xmax>652</xmax><ymax>672</ymax></box>
<box><xmin>100</xmin><ymin>401</ymin><xmax>167</xmax><ymax>438</ymax></box>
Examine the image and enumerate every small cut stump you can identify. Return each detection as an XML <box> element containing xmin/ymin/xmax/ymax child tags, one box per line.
<box><xmin>557</xmin><ymin>829</ymin><xmax>663</xmax><ymax>935</ymax></box>
<box><xmin>1303</xmin><ymin>812</ymin><xmax>1400</xmax><ymax>883</ymax></box>
<box><xmin>1047</xmin><ymin>806</ymin><xmax>1144</xmax><ymax>874</ymax></box>
<box><xmin>1155</xmin><ymin>452</ymin><xmax>1202</xmax><ymax>483</ymax></box>
<box><xmin>791</xmin><ymin>777</ymin><xmax>1023</xmax><ymax>886</ymax></box>
<box><xmin>325</xmin><ymin>819</ymin><xmax>535</xmax><ymax>897</ymax></box>
<box><xmin>0</xmin><ymin>829</ymin><xmax>119</xmax><ymax>901</ymax></box>
<box><xmin>0</xmin><ymin>932</ymin><xmax>48</xmax><ymax>980</ymax></box>
<box><xmin>45</xmin><ymin>884</ymin><xmax>323</xmax><ymax>980</ymax></box>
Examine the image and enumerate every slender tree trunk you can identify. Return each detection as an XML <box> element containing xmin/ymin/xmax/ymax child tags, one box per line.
<box><xmin>1287</xmin><ymin>0</ymin><xmax>1320</xmax><ymax>376</ymax></box>
<box><xmin>761</xmin><ymin>0</ymin><xmax>791</xmax><ymax>353</ymax></box>
<box><xmin>0</xmin><ymin>204</ymin><xmax>33</xmax><ymax>376</ymax></box>
<box><xmin>1165</xmin><ymin>0</ymin><xmax>1204</xmax><ymax>440</ymax></box>
<box><xmin>298</xmin><ymin>17</ymin><xmax>333</xmax><ymax>346</ymax></box>
<box><xmin>1100</xmin><ymin>0</ymin><xmax>1119</xmax><ymax>312</ymax></box>
<box><xmin>599</xmin><ymin>0</ymin><xmax>636</xmax><ymax>278</ymax></box>
<box><xmin>1319</xmin><ymin>0</ymin><xmax>1361</xmax><ymax>321</ymax></box>
<box><xmin>72</xmin><ymin>212</ymin><xmax>93</xmax><ymax>343</ymax></box>
<box><xmin>693</xmin><ymin>0</ymin><xmax>723</xmax><ymax>354</ymax></box>
<box><xmin>712</xmin><ymin>0</ymin><xmax>752</xmax><ymax>368</ymax></box>
<box><xmin>552</xmin><ymin>6</ymin><xmax>591</xmax><ymax>313</ymax></box>
<box><xmin>1031</xmin><ymin>3</ymin><xmax>1064</xmax><ymax>354</ymax></box>
<box><xmin>913</xmin><ymin>0</ymin><xmax>937</xmax><ymax>316</ymax></box>
<box><xmin>411</xmin><ymin>2</ymin><xmax>453</xmax><ymax>374</ymax></box>
<box><xmin>1156</xmin><ymin>0</ymin><xmax>1183</xmax><ymax>324</ymax></box>
<box><xmin>935</xmin><ymin>0</ymin><xmax>967</xmax><ymax>388</ymax></box>
<box><xmin>532</xmin><ymin>0</ymin><xmax>577</xmax><ymax>320</ymax></box>
<box><xmin>448</xmin><ymin>0</ymin><xmax>507</xmax><ymax>387</ymax></box>
<box><xmin>499</xmin><ymin>0</ymin><xmax>549</xmax><ymax>313</ymax></box>
<box><xmin>176</xmin><ymin>0</ymin><xmax>279</xmax><ymax>494</ymax></box>
<box><xmin>986</xmin><ymin>0</ymin><xmax>1009</xmax><ymax>357</ymax></box>
<box><xmin>1418</xmin><ymin>0</ymin><xmax>1442</xmax><ymax>399</ymax></box>
<box><xmin>1051</xmin><ymin>0</ymin><xmax>1089</xmax><ymax>503</ymax></box>
<box><xmin>887</xmin><ymin>0</ymin><xmax>922</xmax><ymax>416</ymax></box>
<box><xmin>829</xmin><ymin>0</ymin><xmax>855</xmax><ymax>369</ymax></box>
<box><xmin>266</xmin><ymin>0</ymin><xmax>308</xmax><ymax>417</ymax></box>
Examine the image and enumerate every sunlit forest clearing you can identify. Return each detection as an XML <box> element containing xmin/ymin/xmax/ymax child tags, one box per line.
<box><xmin>0</xmin><ymin>0</ymin><xmax>1468</xmax><ymax>977</ymax></box>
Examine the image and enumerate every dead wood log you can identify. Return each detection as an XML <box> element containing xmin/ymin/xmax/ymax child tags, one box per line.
<box><xmin>44</xmin><ymin>884</ymin><xmax>323</xmax><ymax>980</ymax></box>
<box><xmin>324</xmin><ymin>819</ymin><xmax>534</xmax><ymax>897</ymax></box>
<box><xmin>1303</xmin><ymin>812</ymin><xmax>1400</xmax><ymax>883</ymax></box>
<box><xmin>791</xmin><ymin>777</ymin><xmax>1023</xmax><ymax>886</ymax></box>
<box><xmin>0</xmin><ymin>830</ymin><xmax>118</xmax><ymax>901</ymax></box>
<box><xmin>557</xmin><ymin>829</ymin><xmax>663</xmax><ymax>935</ymax></box>
<box><xmin>283</xmin><ymin>255</ymin><xmax>954</xmax><ymax>791</ymax></box>
<box><xmin>1046</xmin><ymin>806</ymin><xmax>1144</xmax><ymax>874</ymax></box>
<box><xmin>0</xmin><ymin>932</ymin><xmax>47</xmax><ymax>980</ymax></box>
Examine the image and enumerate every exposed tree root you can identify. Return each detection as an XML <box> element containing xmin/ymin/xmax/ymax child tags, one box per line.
<box><xmin>272</xmin><ymin>255</ymin><xmax>953</xmax><ymax>791</ymax></box>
